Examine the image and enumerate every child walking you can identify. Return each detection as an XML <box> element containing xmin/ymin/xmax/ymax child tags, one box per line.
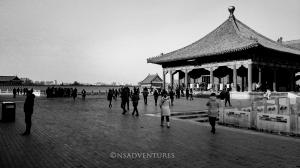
<box><xmin>206</xmin><ymin>93</ymin><xmax>220</xmax><ymax>134</ymax></box>
<box><xmin>160</xmin><ymin>90</ymin><xmax>171</xmax><ymax>128</ymax></box>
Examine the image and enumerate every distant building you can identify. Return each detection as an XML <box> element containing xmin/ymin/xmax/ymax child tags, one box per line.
<box><xmin>45</xmin><ymin>81</ymin><xmax>54</xmax><ymax>85</ymax></box>
<box><xmin>0</xmin><ymin>76</ymin><xmax>22</xmax><ymax>85</ymax></box>
<box><xmin>139</xmin><ymin>74</ymin><xmax>163</xmax><ymax>89</ymax></box>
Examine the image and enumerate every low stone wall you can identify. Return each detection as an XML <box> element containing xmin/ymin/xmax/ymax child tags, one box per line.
<box><xmin>256</xmin><ymin>113</ymin><xmax>290</xmax><ymax>133</ymax></box>
<box><xmin>220</xmin><ymin>109</ymin><xmax>251</xmax><ymax>128</ymax></box>
<box><xmin>219</xmin><ymin>97</ymin><xmax>300</xmax><ymax>136</ymax></box>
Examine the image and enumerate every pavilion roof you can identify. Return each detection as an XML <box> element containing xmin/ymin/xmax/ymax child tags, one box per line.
<box><xmin>139</xmin><ymin>74</ymin><xmax>163</xmax><ymax>85</ymax></box>
<box><xmin>147</xmin><ymin>7</ymin><xmax>300</xmax><ymax>65</ymax></box>
<box><xmin>0</xmin><ymin>76</ymin><xmax>21</xmax><ymax>82</ymax></box>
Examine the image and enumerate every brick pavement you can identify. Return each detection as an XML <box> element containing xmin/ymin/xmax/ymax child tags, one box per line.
<box><xmin>0</xmin><ymin>95</ymin><xmax>300</xmax><ymax>168</ymax></box>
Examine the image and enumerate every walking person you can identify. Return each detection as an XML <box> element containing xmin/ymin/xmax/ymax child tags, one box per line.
<box><xmin>206</xmin><ymin>93</ymin><xmax>220</xmax><ymax>134</ymax></box>
<box><xmin>72</xmin><ymin>88</ymin><xmax>77</xmax><ymax>101</ymax></box>
<box><xmin>185</xmin><ymin>87</ymin><xmax>189</xmax><ymax>100</ymax></box>
<box><xmin>113</xmin><ymin>89</ymin><xmax>117</xmax><ymax>101</ymax></box>
<box><xmin>125</xmin><ymin>87</ymin><xmax>130</xmax><ymax>111</ymax></box>
<box><xmin>22</xmin><ymin>89</ymin><xmax>35</xmax><ymax>136</ymax></box>
<box><xmin>131</xmin><ymin>89</ymin><xmax>140</xmax><ymax>116</ymax></box>
<box><xmin>81</xmin><ymin>89</ymin><xmax>86</xmax><ymax>100</ymax></box>
<box><xmin>176</xmin><ymin>87</ymin><xmax>180</xmax><ymax>99</ymax></box>
<box><xmin>153</xmin><ymin>89</ymin><xmax>159</xmax><ymax>106</ymax></box>
<box><xmin>189</xmin><ymin>88</ymin><xmax>193</xmax><ymax>101</ymax></box>
<box><xmin>169</xmin><ymin>89</ymin><xmax>175</xmax><ymax>106</ymax></box>
<box><xmin>121</xmin><ymin>87</ymin><xmax>130</xmax><ymax>114</ymax></box>
<box><xmin>107</xmin><ymin>89</ymin><xmax>113</xmax><ymax>108</ymax></box>
<box><xmin>160</xmin><ymin>90</ymin><xmax>171</xmax><ymax>128</ymax></box>
<box><xmin>219</xmin><ymin>89</ymin><xmax>226</xmax><ymax>107</ymax></box>
<box><xmin>224</xmin><ymin>88</ymin><xmax>231</xmax><ymax>107</ymax></box>
<box><xmin>13</xmin><ymin>88</ymin><xmax>17</xmax><ymax>98</ymax></box>
<box><xmin>142</xmin><ymin>87</ymin><xmax>149</xmax><ymax>105</ymax></box>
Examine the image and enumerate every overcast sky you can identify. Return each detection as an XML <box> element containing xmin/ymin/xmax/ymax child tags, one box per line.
<box><xmin>0</xmin><ymin>0</ymin><xmax>299</xmax><ymax>84</ymax></box>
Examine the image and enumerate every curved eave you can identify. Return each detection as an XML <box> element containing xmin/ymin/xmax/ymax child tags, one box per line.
<box><xmin>147</xmin><ymin>43</ymin><xmax>259</xmax><ymax>65</ymax></box>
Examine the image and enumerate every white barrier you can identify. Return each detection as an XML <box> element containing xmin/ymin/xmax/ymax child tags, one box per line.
<box><xmin>219</xmin><ymin>97</ymin><xmax>300</xmax><ymax>135</ymax></box>
<box><xmin>256</xmin><ymin>113</ymin><xmax>290</xmax><ymax>133</ymax></box>
<box><xmin>223</xmin><ymin>108</ymin><xmax>251</xmax><ymax>128</ymax></box>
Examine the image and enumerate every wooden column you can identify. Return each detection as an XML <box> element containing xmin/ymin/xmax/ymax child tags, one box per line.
<box><xmin>210</xmin><ymin>68</ymin><xmax>214</xmax><ymax>90</ymax></box>
<box><xmin>290</xmin><ymin>70</ymin><xmax>295</xmax><ymax>91</ymax></box>
<box><xmin>233</xmin><ymin>65</ymin><xmax>237</xmax><ymax>91</ymax></box>
<box><xmin>273</xmin><ymin>69</ymin><xmax>277</xmax><ymax>92</ymax></box>
<box><xmin>258</xmin><ymin>67</ymin><xmax>262</xmax><ymax>84</ymax></box>
<box><xmin>248</xmin><ymin>63</ymin><xmax>252</xmax><ymax>92</ymax></box>
<box><xmin>184</xmin><ymin>69</ymin><xmax>188</xmax><ymax>89</ymax></box>
<box><xmin>178</xmin><ymin>72</ymin><xmax>181</xmax><ymax>88</ymax></box>
<box><xmin>163</xmin><ymin>69</ymin><xmax>166</xmax><ymax>90</ymax></box>
<box><xmin>170</xmin><ymin>71</ymin><xmax>174</xmax><ymax>90</ymax></box>
<box><xmin>227</xmin><ymin>75</ymin><xmax>230</xmax><ymax>84</ymax></box>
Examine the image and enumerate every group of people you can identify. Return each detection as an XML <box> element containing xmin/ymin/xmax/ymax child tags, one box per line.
<box><xmin>218</xmin><ymin>88</ymin><xmax>231</xmax><ymax>107</ymax></box>
<box><xmin>106</xmin><ymin>86</ymin><xmax>228</xmax><ymax>133</ymax></box>
<box><xmin>45</xmin><ymin>87</ymin><xmax>88</xmax><ymax>100</ymax></box>
<box><xmin>175</xmin><ymin>87</ymin><xmax>194</xmax><ymax>101</ymax></box>
<box><xmin>46</xmin><ymin>87</ymin><xmax>77</xmax><ymax>98</ymax></box>
<box><xmin>13</xmin><ymin>87</ymin><xmax>30</xmax><ymax>98</ymax></box>
<box><xmin>20</xmin><ymin>84</ymin><xmax>225</xmax><ymax>136</ymax></box>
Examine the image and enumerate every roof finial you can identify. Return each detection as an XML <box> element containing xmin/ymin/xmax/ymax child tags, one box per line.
<box><xmin>228</xmin><ymin>6</ymin><xmax>235</xmax><ymax>17</ymax></box>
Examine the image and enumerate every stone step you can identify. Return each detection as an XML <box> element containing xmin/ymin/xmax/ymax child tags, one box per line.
<box><xmin>176</xmin><ymin>114</ymin><xmax>208</xmax><ymax>119</ymax></box>
<box><xmin>171</xmin><ymin>111</ymin><xmax>207</xmax><ymax>116</ymax></box>
<box><xmin>195</xmin><ymin>118</ymin><xmax>219</xmax><ymax>123</ymax></box>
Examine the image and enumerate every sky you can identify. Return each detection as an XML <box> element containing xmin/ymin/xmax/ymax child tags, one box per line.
<box><xmin>0</xmin><ymin>0</ymin><xmax>299</xmax><ymax>84</ymax></box>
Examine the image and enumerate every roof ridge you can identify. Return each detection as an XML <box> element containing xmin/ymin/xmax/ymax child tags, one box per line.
<box><xmin>284</xmin><ymin>39</ymin><xmax>300</xmax><ymax>44</ymax></box>
<box><xmin>148</xmin><ymin>18</ymin><xmax>259</xmax><ymax>63</ymax></box>
<box><xmin>234</xmin><ymin>18</ymin><xmax>288</xmax><ymax>48</ymax></box>
<box><xmin>149</xmin><ymin>18</ymin><xmax>231</xmax><ymax>62</ymax></box>
<box><xmin>230</xmin><ymin>17</ymin><xmax>257</xmax><ymax>43</ymax></box>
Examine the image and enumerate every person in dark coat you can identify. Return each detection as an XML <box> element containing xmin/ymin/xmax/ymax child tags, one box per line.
<box><xmin>131</xmin><ymin>89</ymin><xmax>140</xmax><ymax>116</ymax></box>
<box><xmin>125</xmin><ymin>87</ymin><xmax>130</xmax><ymax>111</ymax></box>
<box><xmin>13</xmin><ymin>88</ymin><xmax>17</xmax><ymax>98</ymax></box>
<box><xmin>72</xmin><ymin>88</ymin><xmax>77</xmax><ymax>101</ymax></box>
<box><xmin>169</xmin><ymin>89</ymin><xmax>175</xmax><ymax>106</ymax></box>
<box><xmin>107</xmin><ymin>89</ymin><xmax>113</xmax><ymax>108</ymax></box>
<box><xmin>142</xmin><ymin>87</ymin><xmax>149</xmax><ymax>105</ymax></box>
<box><xmin>176</xmin><ymin>87</ymin><xmax>180</xmax><ymax>99</ymax></box>
<box><xmin>121</xmin><ymin>87</ymin><xmax>130</xmax><ymax>114</ymax></box>
<box><xmin>22</xmin><ymin>89</ymin><xmax>35</xmax><ymax>135</ymax></box>
<box><xmin>189</xmin><ymin>88</ymin><xmax>193</xmax><ymax>101</ymax></box>
<box><xmin>185</xmin><ymin>88</ymin><xmax>189</xmax><ymax>100</ymax></box>
<box><xmin>120</xmin><ymin>87</ymin><xmax>126</xmax><ymax>113</ymax></box>
<box><xmin>224</xmin><ymin>88</ymin><xmax>231</xmax><ymax>107</ymax></box>
<box><xmin>81</xmin><ymin>89</ymin><xmax>87</xmax><ymax>100</ymax></box>
<box><xmin>153</xmin><ymin>89</ymin><xmax>159</xmax><ymax>106</ymax></box>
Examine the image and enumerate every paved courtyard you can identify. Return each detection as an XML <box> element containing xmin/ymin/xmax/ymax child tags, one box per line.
<box><xmin>0</xmin><ymin>95</ymin><xmax>300</xmax><ymax>168</ymax></box>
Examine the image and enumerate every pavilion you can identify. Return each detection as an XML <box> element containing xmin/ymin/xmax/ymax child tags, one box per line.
<box><xmin>0</xmin><ymin>76</ymin><xmax>22</xmax><ymax>85</ymax></box>
<box><xmin>147</xmin><ymin>6</ymin><xmax>300</xmax><ymax>93</ymax></box>
<box><xmin>139</xmin><ymin>74</ymin><xmax>163</xmax><ymax>89</ymax></box>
